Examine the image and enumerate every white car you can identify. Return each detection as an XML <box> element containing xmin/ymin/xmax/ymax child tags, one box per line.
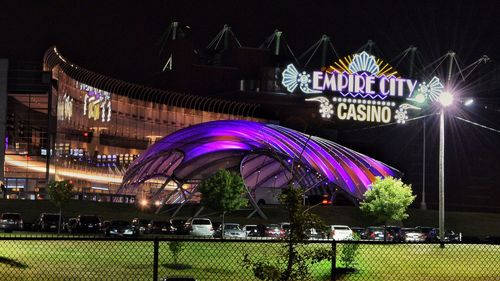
<box><xmin>243</xmin><ymin>224</ymin><xmax>258</xmax><ymax>237</ymax></box>
<box><xmin>401</xmin><ymin>228</ymin><xmax>426</xmax><ymax>242</ymax></box>
<box><xmin>186</xmin><ymin>218</ymin><xmax>214</xmax><ymax>237</ymax></box>
<box><xmin>221</xmin><ymin>223</ymin><xmax>246</xmax><ymax>238</ymax></box>
<box><xmin>330</xmin><ymin>225</ymin><xmax>353</xmax><ymax>240</ymax></box>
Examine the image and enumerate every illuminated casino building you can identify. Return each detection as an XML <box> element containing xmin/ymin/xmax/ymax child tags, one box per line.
<box><xmin>1</xmin><ymin>24</ymin><xmax>499</xmax><ymax>211</ymax></box>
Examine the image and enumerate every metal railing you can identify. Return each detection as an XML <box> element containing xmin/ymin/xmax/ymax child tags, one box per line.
<box><xmin>0</xmin><ymin>236</ymin><xmax>498</xmax><ymax>280</ymax></box>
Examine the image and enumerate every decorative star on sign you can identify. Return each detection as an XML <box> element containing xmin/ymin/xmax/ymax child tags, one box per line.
<box><xmin>305</xmin><ymin>97</ymin><xmax>334</xmax><ymax>118</ymax></box>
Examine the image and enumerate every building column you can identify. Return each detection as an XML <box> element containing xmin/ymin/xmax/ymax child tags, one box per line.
<box><xmin>0</xmin><ymin>59</ymin><xmax>8</xmax><ymax>185</ymax></box>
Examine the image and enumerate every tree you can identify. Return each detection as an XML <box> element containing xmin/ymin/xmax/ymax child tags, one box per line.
<box><xmin>198</xmin><ymin>169</ymin><xmax>248</xmax><ymax>238</ymax></box>
<box><xmin>243</xmin><ymin>185</ymin><xmax>331</xmax><ymax>281</ymax></box>
<box><xmin>0</xmin><ymin>180</ymin><xmax>5</xmax><ymax>199</ymax></box>
<box><xmin>359</xmin><ymin>176</ymin><xmax>416</xmax><ymax>240</ymax></box>
<box><xmin>168</xmin><ymin>240</ymin><xmax>184</xmax><ymax>267</ymax></box>
<box><xmin>280</xmin><ymin>186</ymin><xmax>329</xmax><ymax>280</ymax></box>
<box><xmin>47</xmin><ymin>180</ymin><xmax>74</xmax><ymax>233</ymax></box>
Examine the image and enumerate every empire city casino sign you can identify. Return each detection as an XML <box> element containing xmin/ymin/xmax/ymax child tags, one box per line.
<box><xmin>281</xmin><ymin>51</ymin><xmax>445</xmax><ymax>124</ymax></box>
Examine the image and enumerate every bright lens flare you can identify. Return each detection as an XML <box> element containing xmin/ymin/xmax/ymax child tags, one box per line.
<box><xmin>439</xmin><ymin>91</ymin><xmax>454</xmax><ymax>107</ymax></box>
<box><xmin>464</xmin><ymin>98</ymin><xmax>474</xmax><ymax>106</ymax></box>
<box><xmin>140</xmin><ymin>199</ymin><xmax>148</xmax><ymax>206</ymax></box>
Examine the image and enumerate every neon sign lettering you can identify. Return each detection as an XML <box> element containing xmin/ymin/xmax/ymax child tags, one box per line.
<box><xmin>57</xmin><ymin>93</ymin><xmax>73</xmax><ymax>121</ymax></box>
<box><xmin>310</xmin><ymin>71</ymin><xmax>418</xmax><ymax>98</ymax></box>
<box><xmin>282</xmin><ymin>51</ymin><xmax>445</xmax><ymax>124</ymax></box>
<box><xmin>78</xmin><ymin>82</ymin><xmax>112</xmax><ymax>122</ymax></box>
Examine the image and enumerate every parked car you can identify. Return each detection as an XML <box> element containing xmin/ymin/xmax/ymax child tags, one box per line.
<box><xmin>416</xmin><ymin>226</ymin><xmax>438</xmax><ymax>242</ymax></box>
<box><xmin>305</xmin><ymin>228</ymin><xmax>325</xmax><ymax>240</ymax></box>
<box><xmin>66</xmin><ymin>218</ymin><xmax>78</xmax><ymax>233</ymax></box>
<box><xmin>330</xmin><ymin>225</ymin><xmax>353</xmax><ymax>240</ymax></box>
<box><xmin>101</xmin><ymin>220</ymin><xmax>111</xmax><ymax>231</ymax></box>
<box><xmin>365</xmin><ymin>226</ymin><xmax>385</xmax><ymax>241</ymax></box>
<box><xmin>212</xmin><ymin>221</ymin><xmax>222</xmax><ymax>233</ymax></box>
<box><xmin>104</xmin><ymin>220</ymin><xmax>139</xmax><ymax>237</ymax></box>
<box><xmin>214</xmin><ymin>223</ymin><xmax>246</xmax><ymax>238</ymax></box>
<box><xmin>242</xmin><ymin>224</ymin><xmax>258</xmax><ymax>237</ymax></box>
<box><xmin>401</xmin><ymin>228</ymin><xmax>426</xmax><ymax>242</ymax></box>
<box><xmin>350</xmin><ymin>227</ymin><xmax>366</xmax><ymax>239</ymax></box>
<box><xmin>280</xmin><ymin>222</ymin><xmax>290</xmax><ymax>235</ymax></box>
<box><xmin>256</xmin><ymin>224</ymin><xmax>285</xmax><ymax>238</ymax></box>
<box><xmin>131</xmin><ymin>218</ymin><xmax>150</xmax><ymax>234</ymax></box>
<box><xmin>33</xmin><ymin>213</ymin><xmax>63</xmax><ymax>232</ymax></box>
<box><xmin>443</xmin><ymin>230</ymin><xmax>461</xmax><ymax>242</ymax></box>
<box><xmin>170</xmin><ymin>218</ymin><xmax>189</xmax><ymax>235</ymax></box>
<box><xmin>74</xmin><ymin>215</ymin><xmax>101</xmax><ymax>233</ymax></box>
<box><xmin>385</xmin><ymin>226</ymin><xmax>403</xmax><ymax>242</ymax></box>
<box><xmin>147</xmin><ymin>221</ymin><xmax>175</xmax><ymax>234</ymax></box>
<box><xmin>186</xmin><ymin>218</ymin><xmax>214</xmax><ymax>237</ymax></box>
<box><xmin>0</xmin><ymin>213</ymin><xmax>23</xmax><ymax>233</ymax></box>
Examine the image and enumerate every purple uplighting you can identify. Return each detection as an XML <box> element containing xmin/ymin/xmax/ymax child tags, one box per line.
<box><xmin>121</xmin><ymin>120</ymin><xmax>400</xmax><ymax>199</ymax></box>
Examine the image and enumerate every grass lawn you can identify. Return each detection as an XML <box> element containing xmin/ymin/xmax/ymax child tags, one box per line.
<box><xmin>0</xmin><ymin>234</ymin><xmax>498</xmax><ymax>280</ymax></box>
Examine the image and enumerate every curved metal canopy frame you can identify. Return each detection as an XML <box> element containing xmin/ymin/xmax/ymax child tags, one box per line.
<box><xmin>119</xmin><ymin>120</ymin><xmax>401</xmax><ymax>214</ymax></box>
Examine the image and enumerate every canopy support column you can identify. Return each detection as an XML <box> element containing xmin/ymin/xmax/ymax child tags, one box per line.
<box><xmin>154</xmin><ymin>178</ymin><xmax>173</xmax><ymax>214</ymax></box>
<box><xmin>246</xmin><ymin>188</ymin><xmax>268</xmax><ymax>220</ymax></box>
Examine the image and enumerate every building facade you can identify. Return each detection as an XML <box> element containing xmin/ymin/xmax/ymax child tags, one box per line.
<box><xmin>1</xmin><ymin>47</ymin><xmax>260</xmax><ymax>201</ymax></box>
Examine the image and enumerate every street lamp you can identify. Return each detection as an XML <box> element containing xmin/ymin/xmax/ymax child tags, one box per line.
<box><xmin>438</xmin><ymin>91</ymin><xmax>454</xmax><ymax>247</ymax></box>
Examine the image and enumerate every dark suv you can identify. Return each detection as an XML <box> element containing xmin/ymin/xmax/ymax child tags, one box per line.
<box><xmin>0</xmin><ymin>213</ymin><xmax>23</xmax><ymax>233</ymax></box>
<box><xmin>385</xmin><ymin>226</ymin><xmax>403</xmax><ymax>242</ymax></box>
<box><xmin>34</xmin><ymin>213</ymin><xmax>63</xmax><ymax>232</ymax></box>
<box><xmin>131</xmin><ymin>218</ymin><xmax>150</xmax><ymax>234</ymax></box>
<box><xmin>170</xmin><ymin>218</ymin><xmax>188</xmax><ymax>235</ymax></box>
<box><xmin>365</xmin><ymin>226</ymin><xmax>385</xmax><ymax>241</ymax></box>
<box><xmin>417</xmin><ymin>226</ymin><xmax>438</xmax><ymax>242</ymax></box>
<box><xmin>74</xmin><ymin>215</ymin><xmax>101</xmax><ymax>233</ymax></box>
<box><xmin>147</xmin><ymin>221</ymin><xmax>175</xmax><ymax>234</ymax></box>
<box><xmin>256</xmin><ymin>224</ymin><xmax>285</xmax><ymax>238</ymax></box>
<box><xmin>103</xmin><ymin>220</ymin><xmax>139</xmax><ymax>237</ymax></box>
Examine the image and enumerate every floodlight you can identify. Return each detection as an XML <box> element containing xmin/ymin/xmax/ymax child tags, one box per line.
<box><xmin>464</xmin><ymin>98</ymin><xmax>474</xmax><ymax>106</ymax></box>
<box><xmin>438</xmin><ymin>91</ymin><xmax>454</xmax><ymax>107</ymax></box>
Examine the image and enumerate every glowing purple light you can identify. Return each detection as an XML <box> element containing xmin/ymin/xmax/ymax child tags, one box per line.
<box><xmin>125</xmin><ymin>120</ymin><xmax>400</xmax><ymax>199</ymax></box>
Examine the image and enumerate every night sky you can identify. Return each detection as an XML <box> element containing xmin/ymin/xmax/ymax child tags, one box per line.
<box><xmin>2</xmin><ymin>0</ymin><xmax>500</xmax><ymax>83</ymax></box>
<box><xmin>2</xmin><ymin>0</ymin><xmax>500</xmax><ymax>210</ymax></box>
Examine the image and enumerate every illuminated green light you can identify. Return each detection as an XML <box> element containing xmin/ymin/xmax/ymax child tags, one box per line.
<box><xmin>415</xmin><ymin>93</ymin><xmax>426</xmax><ymax>103</ymax></box>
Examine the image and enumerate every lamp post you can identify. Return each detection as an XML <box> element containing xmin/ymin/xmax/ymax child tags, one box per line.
<box><xmin>437</xmin><ymin>93</ymin><xmax>476</xmax><ymax>248</ymax></box>
<box><xmin>436</xmin><ymin>51</ymin><xmax>456</xmax><ymax>247</ymax></box>
<box><xmin>438</xmin><ymin>107</ymin><xmax>446</xmax><ymax>246</ymax></box>
<box><xmin>438</xmin><ymin>93</ymin><xmax>451</xmax><ymax>246</ymax></box>
<box><xmin>438</xmin><ymin>90</ymin><xmax>453</xmax><ymax>247</ymax></box>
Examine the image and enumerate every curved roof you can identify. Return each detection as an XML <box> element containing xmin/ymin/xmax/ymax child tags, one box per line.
<box><xmin>43</xmin><ymin>46</ymin><xmax>259</xmax><ymax>117</ymax></box>
<box><xmin>121</xmin><ymin>120</ymin><xmax>400</xmax><ymax>199</ymax></box>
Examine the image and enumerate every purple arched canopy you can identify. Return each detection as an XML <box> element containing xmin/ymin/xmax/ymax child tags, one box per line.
<box><xmin>120</xmin><ymin>120</ymin><xmax>400</xmax><ymax>200</ymax></box>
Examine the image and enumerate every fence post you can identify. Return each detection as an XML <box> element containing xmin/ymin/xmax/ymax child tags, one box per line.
<box><xmin>331</xmin><ymin>240</ymin><xmax>336</xmax><ymax>281</ymax></box>
<box><xmin>153</xmin><ymin>238</ymin><xmax>159</xmax><ymax>281</ymax></box>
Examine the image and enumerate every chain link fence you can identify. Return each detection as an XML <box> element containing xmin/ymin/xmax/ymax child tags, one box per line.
<box><xmin>0</xmin><ymin>237</ymin><xmax>499</xmax><ymax>280</ymax></box>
